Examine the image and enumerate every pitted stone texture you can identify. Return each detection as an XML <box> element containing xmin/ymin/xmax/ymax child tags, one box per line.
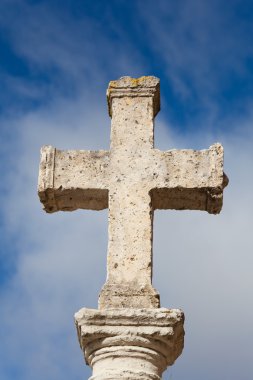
<box><xmin>38</xmin><ymin>76</ymin><xmax>228</xmax><ymax>309</ymax></box>
<box><xmin>107</xmin><ymin>76</ymin><xmax>160</xmax><ymax>117</ymax></box>
<box><xmin>38</xmin><ymin>146</ymin><xmax>109</xmax><ymax>213</ymax></box>
<box><xmin>75</xmin><ymin>308</ymin><xmax>184</xmax><ymax>380</ymax></box>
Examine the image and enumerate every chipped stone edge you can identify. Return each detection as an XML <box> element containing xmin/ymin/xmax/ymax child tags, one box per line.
<box><xmin>74</xmin><ymin>307</ymin><xmax>184</xmax><ymax>373</ymax></box>
<box><xmin>206</xmin><ymin>143</ymin><xmax>229</xmax><ymax>214</ymax></box>
<box><xmin>38</xmin><ymin>145</ymin><xmax>58</xmax><ymax>213</ymax></box>
<box><xmin>75</xmin><ymin>307</ymin><xmax>184</xmax><ymax>326</ymax></box>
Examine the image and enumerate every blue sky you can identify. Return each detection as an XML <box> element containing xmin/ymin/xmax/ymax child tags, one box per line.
<box><xmin>0</xmin><ymin>1</ymin><xmax>252</xmax><ymax>379</ymax></box>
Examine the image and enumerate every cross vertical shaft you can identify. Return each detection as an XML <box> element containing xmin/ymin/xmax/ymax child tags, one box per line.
<box><xmin>103</xmin><ymin>89</ymin><xmax>159</xmax><ymax>308</ymax></box>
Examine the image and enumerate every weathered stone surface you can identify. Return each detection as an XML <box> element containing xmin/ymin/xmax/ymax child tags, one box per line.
<box><xmin>75</xmin><ymin>308</ymin><xmax>184</xmax><ymax>380</ymax></box>
<box><xmin>38</xmin><ymin>146</ymin><xmax>109</xmax><ymax>213</ymax></box>
<box><xmin>38</xmin><ymin>76</ymin><xmax>228</xmax><ymax>309</ymax></box>
<box><xmin>107</xmin><ymin>76</ymin><xmax>160</xmax><ymax>117</ymax></box>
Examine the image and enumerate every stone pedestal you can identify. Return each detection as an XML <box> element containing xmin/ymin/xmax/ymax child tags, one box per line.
<box><xmin>75</xmin><ymin>308</ymin><xmax>184</xmax><ymax>380</ymax></box>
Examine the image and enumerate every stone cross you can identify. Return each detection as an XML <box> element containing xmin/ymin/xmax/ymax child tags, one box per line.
<box><xmin>38</xmin><ymin>76</ymin><xmax>228</xmax><ymax>309</ymax></box>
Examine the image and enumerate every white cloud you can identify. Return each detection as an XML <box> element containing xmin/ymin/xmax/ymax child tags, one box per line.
<box><xmin>0</xmin><ymin>93</ymin><xmax>112</xmax><ymax>379</ymax></box>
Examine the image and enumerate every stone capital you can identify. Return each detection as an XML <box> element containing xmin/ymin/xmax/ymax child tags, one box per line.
<box><xmin>107</xmin><ymin>76</ymin><xmax>160</xmax><ymax>117</ymax></box>
<box><xmin>75</xmin><ymin>308</ymin><xmax>184</xmax><ymax>380</ymax></box>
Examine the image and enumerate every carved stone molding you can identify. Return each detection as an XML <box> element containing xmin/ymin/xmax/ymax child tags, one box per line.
<box><xmin>75</xmin><ymin>308</ymin><xmax>184</xmax><ymax>380</ymax></box>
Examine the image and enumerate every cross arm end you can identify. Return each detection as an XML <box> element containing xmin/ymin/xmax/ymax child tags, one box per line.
<box><xmin>152</xmin><ymin>143</ymin><xmax>229</xmax><ymax>214</ymax></box>
<box><xmin>38</xmin><ymin>145</ymin><xmax>109</xmax><ymax>213</ymax></box>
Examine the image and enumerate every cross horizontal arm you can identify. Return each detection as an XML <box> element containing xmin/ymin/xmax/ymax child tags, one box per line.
<box><xmin>38</xmin><ymin>145</ymin><xmax>109</xmax><ymax>213</ymax></box>
<box><xmin>151</xmin><ymin>143</ymin><xmax>228</xmax><ymax>214</ymax></box>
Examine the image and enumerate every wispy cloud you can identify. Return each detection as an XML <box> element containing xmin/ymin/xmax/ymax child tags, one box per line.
<box><xmin>0</xmin><ymin>95</ymin><xmax>111</xmax><ymax>379</ymax></box>
<box><xmin>138</xmin><ymin>0</ymin><xmax>253</xmax><ymax>129</ymax></box>
<box><xmin>0</xmin><ymin>0</ymin><xmax>146</xmax><ymax>112</ymax></box>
